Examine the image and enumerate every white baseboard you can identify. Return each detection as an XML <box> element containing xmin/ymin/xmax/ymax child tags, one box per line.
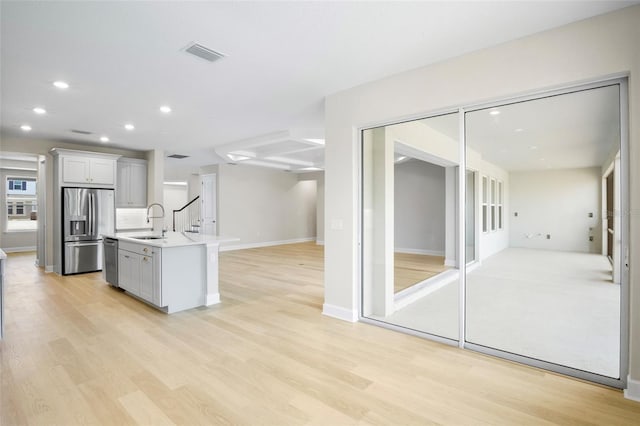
<box><xmin>624</xmin><ymin>375</ymin><xmax>640</xmax><ymax>402</ymax></box>
<box><xmin>1</xmin><ymin>246</ymin><xmax>37</xmax><ymax>253</ymax></box>
<box><xmin>395</xmin><ymin>247</ymin><xmax>445</xmax><ymax>256</ymax></box>
<box><xmin>205</xmin><ymin>293</ymin><xmax>221</xmax><ymax>306</ymax></box>
<box><xmin>394</xmin><ymin>269</ymin><xmax>459</xmax><ymax>310</ymax></box>
<box><xmin>444</xmin><ymin>258</ymin><xmax>457</xmax><ymax>267</ymax></box>
<box><xmin>220</xmin><ymin>237</ymin><xmax>315</xmax><ymax>252</ymax></box>
<box><xmin>322</xmin><ymin>303</ymin><xmax>358</xmax><ymax>322</ymax></box>
<box><xmin>45</xmin><ymin>265</ymin><xmax>54</xmax><ymax>273</ymax></box>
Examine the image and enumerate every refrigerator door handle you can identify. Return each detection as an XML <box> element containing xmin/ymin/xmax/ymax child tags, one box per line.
<box><xmin>90</xmin><ymin>193</ymin><xmax>96</xmax><ymax>237</ymax></box>
<box><xmin>88</xmin><ymin>193</ymin><xmax>93</xmax><ymax>236</ymax></box>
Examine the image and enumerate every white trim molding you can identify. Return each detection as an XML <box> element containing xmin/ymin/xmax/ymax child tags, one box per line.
<box><xmin>624</xmin><ymin>375</ymin><xmax>640</xmax><ymax>402</ymax></box>
<box><xmin>205</xmin><ymin>293</ymin><xmax>221</xmax><ymax>306</ymax></box>
<box><xmin>322</xmin><ymin>303</ymin><xmax>358</xmax><ymax>322</ymax></box>
<box><xmin>1</xmin><ymin>246</ymin><xmax>36</xmax><ymax>253</ymax></box>
<box><xmin>395</xmin><ymin>247</ymin><xmax>445</xmax><ymax>256</ymax></box>
<box><xmin>316</xmin><ymin>239</ymin><xmax>324</xmax><ymax>245</ymax></box>
<box><xmin>394</xmin><ymin>269</ymin><xmax>459</xmax><ymax>310</ymax></box>
<box><xmin>220</xmin><ymin>237</ymin><xmax>315</xmax><ymax>252</ymax></box>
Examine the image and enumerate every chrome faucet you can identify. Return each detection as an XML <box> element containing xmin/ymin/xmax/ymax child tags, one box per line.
<box><xmin>146</xmin><ymin>203</ymin><xmax>165</xmax><ymax>223</ymax></box>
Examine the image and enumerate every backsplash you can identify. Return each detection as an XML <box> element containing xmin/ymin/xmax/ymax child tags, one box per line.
<box><xmin>116</xmin><ymin>208</ymin><xmax>152</xmax><ymax>230</ymax></box>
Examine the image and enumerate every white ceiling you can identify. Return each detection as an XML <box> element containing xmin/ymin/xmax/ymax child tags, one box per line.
<box><xmin>465</xmin><ymin>85</ymin><xmax>620</xmax><ymax>171</ymax></box>
<box><xmin>1</xmin><ymin>1</ymin><xmax>636</xmax><ymax>172</ymax></box>
<box><xmin>398</xmin><ymin>84</ymin><xmax>620</xmax><ymax>172</ymax></box>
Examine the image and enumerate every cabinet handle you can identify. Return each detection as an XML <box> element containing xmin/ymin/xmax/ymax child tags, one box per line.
<box><xmin>124</xmin><ymin>255</ymin><xmax>130</xmax><ymax>259</ymax></box>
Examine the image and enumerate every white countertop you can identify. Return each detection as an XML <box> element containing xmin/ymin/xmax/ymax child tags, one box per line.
<box><xmin>103</xmin><ymin>231</ymin><xmax>238</xmax><ymax>248</ymax></box>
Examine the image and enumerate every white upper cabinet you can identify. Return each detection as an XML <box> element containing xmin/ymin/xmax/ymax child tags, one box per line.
<box><xmin>52</xmin><ymin>148</ymin><xmax>119</xmax><ymax>188</ymax></box>
<box><xmin>116</xmin><ymin>158</ymin><xmax>147</xmax><ymax>207</ymax></box>
<box><xmin>62</xmin><ymin>157</ymin><xmax>90</xmax><ymax>183</ymax></box>
<box><xmin>90</xmin><ymin>158</ymin><xmax>116</xmax><ymax>185</ymax></box>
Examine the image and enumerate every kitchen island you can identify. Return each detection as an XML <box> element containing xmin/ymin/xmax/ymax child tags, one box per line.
<box><xmin>104</xmin><ymin>232</ymin><xmax>237</xmax><ymax>313</ymax></box>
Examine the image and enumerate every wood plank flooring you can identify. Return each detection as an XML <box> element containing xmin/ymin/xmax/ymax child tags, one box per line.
<box><xmin>1</xmin><ymin>243</ymin><xmax>639</xmax><ymax>425</ymax></box>
<box><xmin>394</xmin><ymin>252</ymin><xmax>449</xmax><ymax>293</ymax></box>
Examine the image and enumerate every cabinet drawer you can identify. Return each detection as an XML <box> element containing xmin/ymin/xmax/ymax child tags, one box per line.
<box><xmin>119</xmin><ymin>240</ymin><xmax>156</xmax><ymax>256</ymax></box>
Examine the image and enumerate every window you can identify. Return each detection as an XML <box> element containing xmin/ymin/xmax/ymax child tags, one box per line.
<box><xmin>497</xmin><ymin>181</ymin><xmax>504</xmax><ymax>230</ymax></box>
<box><xmin>490</xmin><ymin>178</ymin><xmax>496</xmax><ymax>232</ymax></box>
<box><xmin>482</xmin><ymin>176</ymin><xmax>488</xmax><ymax>233</ymax></box>
<box><xmin>7</xmin><ymin>178</ymin><xmax>33</xmax><ymax>194</ymax></box>
<box><xmin>6</xmin><ymin>176</ymin><xmax>37</xmax><ymax>231</ymax></box>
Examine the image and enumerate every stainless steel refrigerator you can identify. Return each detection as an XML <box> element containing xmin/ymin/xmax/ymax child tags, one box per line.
<box><xmin>62</xmin><ymin>187</ymin><xmax>115</xmax><ymax>275</ymax></box>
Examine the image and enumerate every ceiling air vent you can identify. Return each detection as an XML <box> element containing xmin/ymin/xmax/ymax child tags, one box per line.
<box><xmin>70</xmin><ymin>129</ymin><xmax>93</xmax><ymax>135</ymax></box>
<box><xmin>184</xmin><ymin>43</ymin><xmax>225</xmax><ymax>63</ymax></box>
<box><xmin>167</xmin><ymin>154</ymin><xmax>190</xmax><ymax>159</ymax></box>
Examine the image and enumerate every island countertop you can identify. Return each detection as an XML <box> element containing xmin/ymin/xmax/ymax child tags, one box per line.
<box><xmin>103</xmin><ymin>231</ymin><xmax>238</xmax><ymax>248</ymax></box>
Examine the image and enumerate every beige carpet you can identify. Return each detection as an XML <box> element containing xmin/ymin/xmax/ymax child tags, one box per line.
<box><xmin>371</xmin><ymin>248</ymin><xmax>620</xmax><ymax>378</ymax></box>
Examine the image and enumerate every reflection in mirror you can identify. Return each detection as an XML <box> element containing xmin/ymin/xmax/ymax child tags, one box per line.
<box><xmin>465</xmin><ymin>84</ymin><xmax>622</xmax><ymax>378</ymax></box>
<box><xmin>361</xmin><ymin>112</ymin><xmax>459</xmax><ymax>340</ymax></box>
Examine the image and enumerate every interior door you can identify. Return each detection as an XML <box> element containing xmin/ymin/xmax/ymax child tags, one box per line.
<box><xmin>201</xmin><ymin>173</ymin><xmax>217</xmax><ymax>235</ymax></box>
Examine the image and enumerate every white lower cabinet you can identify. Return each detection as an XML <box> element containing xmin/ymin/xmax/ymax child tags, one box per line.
<box><xmin>118</xmin><ymin>241</ymin><xmax>161</xmax><ymax>306</ymax></box>
<box><xmin>118</xmin><ymin>250</ymin><xmax>140</xmax><ymax>296</ymax></box>
<box><xmin>115</xmin><ymin>238</ymin><xmax>206</xmax><ymax>314</ymax></box>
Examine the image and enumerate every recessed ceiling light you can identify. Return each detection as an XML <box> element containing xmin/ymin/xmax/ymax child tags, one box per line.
<box><xmin>124</xmin><ymin>123</ymin><xmax>135</xmax><ymax>131</ymax></box>
<box><xmin>159</xmin><ymin>105</ymin><xmax>172</xmax><ymax>114</ymax></box>
<box><xmin>304</xmin><ymin>138</ymin><xmax>325</xmax><ymax>145</ymax></box>
<box><xmin>53</xmin><ymin>81</ymin><xmax>69</xmax><ymax>89</ymax></box>
<box><xmin>515</xmin><ymin>128</ymin><xmax>524</xmax><ymax>132</ymax></box>
<box><xmin>33</xmin><ymin>107</ymin><xmax>46</xmax><ymax>114</ymax></box>
<box><xmin>20</xmin><ymin>124</ymin><xmax>32</xmax><ymax>132</ymax></box>
<box><xmin>100</xmin><ymin>136</ymin><xmax>109</xmax><ymax>143</ymax></box>
<box><xmin>529</xmin><ymin>146</ymin><xmax>538</xmax><ymax>150</ymax></box>
<box><xmin>489</xmin><ymin>110</ymin><xmax>500</xmax><ymax>116</ymax></box>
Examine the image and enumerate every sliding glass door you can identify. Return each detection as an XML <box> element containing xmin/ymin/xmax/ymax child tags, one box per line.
<box><xmin>360</xmin><ymin>79</ymin><xmax>628</xmax><ymax>388</ymax></box>
<box><xmin>361</xmin><ymin>112</ymin><xmax>460</xmax><ymax>341</ymax></box>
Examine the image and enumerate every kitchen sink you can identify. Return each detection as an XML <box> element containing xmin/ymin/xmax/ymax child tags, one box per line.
<box><xmin>131</xmin><ymin>236</ymin><xmax>164</xmax><ymax>240</ymax></box>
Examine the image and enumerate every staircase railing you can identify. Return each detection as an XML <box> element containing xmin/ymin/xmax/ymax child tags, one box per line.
<box><xmin>172</xmin><ymin>196</ymin><xmax>201</xmax><ymax>232</ymax></box>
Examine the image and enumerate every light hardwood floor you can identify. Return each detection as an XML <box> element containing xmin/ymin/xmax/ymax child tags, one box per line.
<box><xmin>1</xmin><ymin>243</ymin><xmax>639</xmax><ymax>425</ymax></box>
<box><xmin>394</xmin><ymin>253</ymin><xmax>449</xmax><ymax>293</ymax></box>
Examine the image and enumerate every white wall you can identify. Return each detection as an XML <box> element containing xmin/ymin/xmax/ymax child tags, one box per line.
<box><xmin>218</xmin><ymin>164</ymin><xmax>317</xmax><ymax>249</ymax></box>
<box><xmin>323</xmin><ymin>6</ymin><xmax>640</xmax><ymax>383</ymax></box>
<box><xmin>297</xmin><ymin>171</ymin><xmax>325</xmax><ymax>244</ymax></box>
<box><xmin>509</xmin><ymin>168</ymin><xmax>601</xmax><ymax>253</ymax></box>
<box><xmin>316</xmin><ymin>174</ymin><xmax>324</xmax><ymax>244</ymax></box>
<box><xmin>163</xmin><ymin>183</ymin><xmax>189</xmax><ymax>229</ymax></box>
<box><xmin>394</xmin><ymin>159</ymin><xmax>445</xmax><ymax>255</ymax></box>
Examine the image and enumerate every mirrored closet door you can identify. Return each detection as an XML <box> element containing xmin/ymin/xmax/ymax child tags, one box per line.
<box><xmin>360</xmin><ymin>79</ymin><xmax>628</xmax><ymax>387</ymax></box>
<box><xmin>464</xmin><ymin>83</ymin><xmax>625</xmax><ymax>381</ymax></box>
<box><xmin>361</xmin><ymin>112</ymin><xmax>460</xmax><ymax>341</ymax></box>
